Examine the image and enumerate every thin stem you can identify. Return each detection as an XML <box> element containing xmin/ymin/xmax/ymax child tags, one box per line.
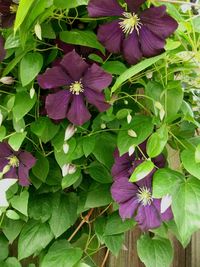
<box><xmin>67</xmin><ymin>208</ymin><xmax>94</xmax><ymax>242</ymax></box>
<box><xmin>157</xmin><ymin>0</ymin><xmax>200</xmax><ymax>7</ymax></box>
<box><xmin>100</xmin><ymin>249</ymin><xmax>110</xmax><ymax>267</ymax></box>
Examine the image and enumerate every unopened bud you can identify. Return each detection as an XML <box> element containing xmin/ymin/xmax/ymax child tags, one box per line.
<box><xmin>101</xmin><ymin>123</ymin><xmax>106</xmax><ymax>129</ymax></box>
<box><xmin>63</xmin><ymin>142</ymin><xmax>69</xmax><ymax>154</ymax></box>
<box><xmin>68</xmin><ymin>164</ymin><xmax>76</xmax><ymax>174</ymax></box>
<box><xmin>0</xmin><ymin>110</ymin><xmax>3</xmax><ymax>126</ymax></box>
<box><xmin>0</xmin><ymin>76</ymin><xmax>14</xmax><ymax>85</ymax></box>
<box><xmin>62</xmin><ymin>164</ymin><xmax>70</xmax><ymax>177</ymax></box>
<box><xmin>128</xmin><ymin>145</ymin><xmax>135</xmax><ymax>156</ymax></box>
<box><xmin>128</xmin><ymin>129</ymin><xmax>137</xmax><ymax>138</ymax></box>
<box><xmin>161</xmin><ymin>194</ymin><xmax>172</xmax><ymax>213</ymax></box>
<box><xmin>34</xmin><ymin>22</ymin><xmax>42</xmax><ymax>40</ymax></box>
<box><xmin>146</xmin><ymin>71</ymin><xmax>153</xmax><ymax>79</ymax></box>
<box><xmin>127</xmin><ymin>114</ymin><xmax>132</xmax><ymax>124</ymax></box>
<box><xmin>64</xmin><ymin>124</ymin><xmax>76</xmax><ymax>141</ymax></box>
<box><xmin>30</xmin><ymin>87</ymin><xmax>35</xmax><ymax>99</ymax></box>
<box><xmin>124</xmin><ymin>100</ymin><xmax>128</xmax><ymax>105</ymax></box>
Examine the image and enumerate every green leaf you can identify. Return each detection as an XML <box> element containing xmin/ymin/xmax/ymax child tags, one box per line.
<box><xmin>62</xmin><ymin>168</ymin><xmax>81</xmax><ymax>189</ymax></box>
<box><xmin>20</xmin><ymin>52</ymin><xmax>43</xmax><ymax>86</ymax></box>
<box><xmin>14</xmin><ymin>0</ymin><xmax>35</xmax><ymax>32</ymax></box>
<box><xmin>41</xmin><ymin>240</ymin><xmax>83</xmax><ymax>267</ymax></box>
<box><xmin>60</xmin><ymin>30</ymin><xmax>105</xmax><ymax>54</ymax></box>
<box><xmin>13</xmin><ymin>92</ymin><xmax>36</xmax><ymax>121</ymax></box>
<box><xmin>10</xmin><ymin>191</ymin><xmax>29</xmax><ymax>216</ymax></box>
<box><xmin>49</xmin><ymin>193</ymin><xmax>78</xmax><ymax>238</ymax></box>
<box><xmin>31</xmin><ymin>117</ymin><xmax>59</xmax><ymax>143</ymax></box>
<box><xmin>181</xmin><ymin>149</ymin><xmax>200</xmax><ymax>180</ymax></box>
<box><xmin>104</xmin><ymin>212</ymin><xmax>135</xmax><ymax>236</ymax></box>
<box><xmin>18</xmin><ymin>220</ymin><xmax>54</xmax><ymax>260</ymax></box>
<box><xmin>88</xmin><ymin>161</ymin><xmax>112</xmax><ymax>184</ymax></box>
<box><xmin>28</xmin><ymin>193</ymin><xmax>52</xmax><ymax>223</ymax></box>
<box><xmin>103</xmin><ymin>61</ymin><xmax>127</xmax><ymax>75</ymax></box>
<box><xmin>4</xmin><ymin>257</ymin><xmax>22</xmax><ymax>267</ymax></box>
<box><xmin>104</xmin><ymin>234</ymin><xmax>124</xmax><ymax>256</ymax></box>
<box><xmin>85</xmin><ymin>183</ymin><xmax>112</xmax><ymax>208</ymax></box>
<box><xmin>117</xmin><ymin>115</ymin><xmax>153</xmax><ymax>155</ymax></box>
<box><xmin>6</xmin><ymin>210</ymin><xmax>20</xmax><ymax>220</ymax></box>
<box><xmin>165</xmin><ymin>82</ymin><xmax>183</xmax><ymax>118</ymax></box>
<box><xmin>32</xmin><ymin>153</ymin><xmax>49</xmax><ymax>182</ymax></box>
<box><xmin>54</xmin><ymin>0</ymin><xmax>88</xmax><ymax>8</ymax></box>
<box><xmin>82</xmin><ymin>135</ymin><xmax>96</xmax><ymax>157</ymax></box>
<box><xmin>2</xmin><ymin>218</ymin><xmax>24</xmax><ymax>244</ymax></box>
<box><xmin>8</xmin><ymin>132</ymin><xmax>27</xmax><ymax>151</ymax></box>
<box><xmin>0</xmin><ymin>126</ymin><xmax>6</xmax><ymax>141</ymax></box>
<box><xmin>195</xmin><ymin>144</ymin><xmax>200</xmax><ymax>163</ymax></box>
<box><xmin>129</xmin><ymin>160</ymin><xmax>154</xmax><ymax>182</ymax></box>
<box><xmin>137</xmin><ymin>235</ymin><xmax>173</xmax><ymax>267</ymax></box>
<box><xmin>111</xmin><ymin>53</ymin><xmax>165</xmax><ymax>93</ymax></box>
<box><xmin>172</xmin><ymin>177</ymin><xmax>200</xmax><ymax>247</ymax></box>
<box><xmin>0</xmin><ymin>234</ymin><xmax>9</xmax><ymax>261</ymax></box>
<box><xmin>153</xmin><ymin>168</ymin><xmax>184</xmax><ymax>198</ymax></box>
<box><xmin>147</xmin><ymin>125</ymin><xmax>168</xmax><ymax>158</ymax></box>
<box><xmin>92</xmin><ymin>133</ymin><xmax>116</xmax><ymax>168</ymax></box>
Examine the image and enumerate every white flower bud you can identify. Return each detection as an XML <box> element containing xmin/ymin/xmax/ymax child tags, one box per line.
<box><xmin>161</xmin><ymin>194</ymin><xmax>172</xmax><ymax>214</ymax></box>
<box><xmin>127</xmin><ymin>114</ymin><xmax>132</xmax><ymax>124</ymax></box>
<box><xmin>146</xmin><ymin>71</ymin><xmax>153</xmax><ymax>79</ymax></box>
<box><xmin>128</xmin><ymin>145</ymin><xmax>135</xmax><ymax>156</ymax></box>
<box><xmin>124</xmin><ymin>100</ymin><xmax>128</xmax><ymax>105</ymax></box>
<box><xmin>101</xmin><ymin>123</ymin><xmax>106</xmax><ymax>129</ymax></box>
<box><xmin>63</xmin><ymin>142</ymin><xmax>69</xmax><ymax>154</ymax></box>
<box><xmin>64</xmin><ymin>124</ymin><xmax>76</xmax><ymax>141</ymax></box>
<box><xmin>68</xmin><ymin>164</ymin><xmax>76</xmax><ymax>174</ymax></box>
<box><xmin>30</xmin><ymin>87</ymin><xmax>35</xmax><ymax>99</ymax></box>
<box><xmin>128</xmin><ymin>129</ymin><xmax>137</xmax><ymax>138</ymax></box>
<box><xmin>0</xmin><ymin>110</ymin><xmax>3</xmax><ymax>126</ymax></box>
<box><xmin>62</xmin><ymin>164</ymin><xmax>70</xmax><ymax>177</ymax></box>
<box><xmin>34</xmin><ymin>22</ymin><xmax>42</xmax><ymax>40</ymax></box>
<box><xmin>0</xmin><ymin>76</ymin><xmax>14</xmax><ymax>85</ymax></box>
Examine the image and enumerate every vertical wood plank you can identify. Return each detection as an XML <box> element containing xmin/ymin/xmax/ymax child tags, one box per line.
<box><xmin>190</xmin><ymin>231</ymin><xmax>200</xmax><ymax>267</ymax></box>
<box><xmin>107</xmin><ymin>227</ymin><xmax>145</xmax><ymax>267</ymax></box>
<box><xmin>170</xmin><ymin>237</ymin><xmax>186</xmax><ymax>267</ymax></box>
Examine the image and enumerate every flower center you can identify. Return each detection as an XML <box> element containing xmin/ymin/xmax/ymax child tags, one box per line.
<box><xmin>137</xmin><ymin>186</ymin><xmax>152</xmax><ymax>206</ymax></box>
<box><xmin>69</xmin><ymin>81</ymin><xmax>84</xmax><ymax>95</ymax></box>
<box><xmin>7</xmin><ymin>155</ymin><xmax>19</xmax><ymax>168</ymax></box>
<box><xmin>119</xmin><ymin>12</ymin><xmax>142</xmax><ymax>35</ymax></box>
<box><xmin>10</xmin><ymin>4</ymin><xmax>18</xmax><ymax>14</ymax></box>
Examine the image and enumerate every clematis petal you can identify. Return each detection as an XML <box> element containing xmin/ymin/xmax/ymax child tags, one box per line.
<box><xmin>0</xmin><ymin>158</ymin><xmax>8</xmax><ymax>171</ymax></box>
<box><xmin>1</xmin><ymin>14</ymin><xmax>15</xmax><ymax>28</ymax></box>
<box><xmin>139</xmin><ymin>25</ymin><xmax>165</xmax><ymax>57</ymax></box>
<box><xmin>119</xmin><ymin>196</ymin><xmax>139</xmax><ymax>219</ymax></box>
<box><xmin>0</xmin><ymin>0</ymin><xmax>12</xmax><ymax>14</ymax></box>
<box><xmin>135</xmin><ymin>203</ymin><xmax>162</xmax><ymax>230</ymax></box>
<box><xmin>111</xmin><ymin>177</ymin><xmax>138</xmax><ymax>203</ymax></box>
<box><xmin>88</xmin><ymin>0</ymin><xmax>124</xmax><ymax>17</ymax></box>
<box><xmin>124</xmin><ymin>0</ymin><xmax>146</xmax><ymax>12</ymax></box>
<box><xmin>140</xmin><ymin>6</ymin><xmax>178</xmax><ymax>39</ymax></box>
<box><xmin>122</xmin><ymin>31</ymin><xmax>142</xmax><ymax>65</ymax></box>
<box><xmin>0</xmin><ymin>143</ymin><xmax>12</xmax><ymax>158</ymax></box>
<box><xmin>45</xmin><ymin>90</ymin><xmax>71</xmax><ymax>120</ymax></box>
<box><xmin>18</xmin><ymin>165</ymin><xmax>31</xmax><ymax>186</ymax></box>
<box><xmin>83</xmin><ymin>64</ymin><xmax>112</xmax><ymax>93</ymax></box>
<box><xmin>18</xmin><ymin>151</ymin><xmax>36</xmax><ymax>169</ymax></box>
<box><xmin>4</xmin><ymin>167</ymin><xmax>17</xmax><ymax>179</ymax></box>
<box><xmin>153</xmin><ymin>198</ymin><xmax>173</xmax><ymax>221</ymax></box>
<box><xmin>67</xmin><ymin>95</ymin><xmax>91</xmax><ymax>125</ymax></box>
<box><xmin>0</xmin><ymin>36</ymin><xmax>6</xmax><ymax>62</ymax></box>
<box><xmin>97</xmin><ymin>20</ymin><xmax>124</xmax><ymax>54</ymax></box>
<box><xmin>153</xmin><ymin>154</ymin><xmax>166</xmax><ymax>168</ymax></box>
<box><xmin>84</xmin><ymin>87</ymin><xmax>110</xmax><ymax>112</ymax></box>
<box><xmin>37</xmin><ymin>66</ymin><xmax>72</xmax><ymax>89</ymax></box>
<box><xmin>60</xmin><ymin>50</ymin><xmax>89</xmax><ymax>81</ymax></box>
<box><xmin>112</xmin><ymin>150</ymin><xmax>134</xmax><ymax>180</ymax></box>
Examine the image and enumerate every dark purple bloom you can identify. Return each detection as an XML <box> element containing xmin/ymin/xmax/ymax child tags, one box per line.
<box><xmin>37</xmin><ymin>50</ymin><xmax>112</xmax><ymax>126</ymax></box>
<box><xmin>0</xmin><ymin>142</ymin><xmax>36</xmax><ymax>186</ymax></box>
<box><xmin>0</xmin><ymin>0</ymin><xmax>17</xmax><ymax>28</ymax></box>
<box><xmin>111</xmin><ymin>146</ymin><xmax>173</xmax><ymax>230</ymax></box>
<box><xmin>88</xmin><ymin>0</ymin><xmax>178</xmax><ymax>64</ymax></box>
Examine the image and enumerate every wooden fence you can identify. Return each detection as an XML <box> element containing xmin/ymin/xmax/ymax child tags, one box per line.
<box><xmin>94</xmin><ymin>228</ymin><xmax>200</xmax><ymax>267</ymax></box>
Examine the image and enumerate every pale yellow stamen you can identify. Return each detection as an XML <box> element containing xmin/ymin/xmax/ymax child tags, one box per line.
<box><xmin>119</xmin><ymin>12</ymin><xmax>142</xmax><ymax>35</ymax></box>
<box><xmin>69</xmin><ymin>81</ymin><xmax>84</xmax><ymax>95</ymax></box>
<box><xmin>10</xmin><ymin>4</ymin><xmax>18</xmax><ymax>14</ymax></box>
<box><xmin>137</xmin><ymin>186</ymin><xmax>153</xmax><ymax>206</ymax></box>
<box><xmin>7</xmin><ymin>155</ymin><xmax>19</xmax><ymax>168</ymax></box>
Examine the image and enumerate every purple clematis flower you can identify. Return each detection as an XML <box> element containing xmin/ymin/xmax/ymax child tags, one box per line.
<box><xmin>37</xmin><ymin>50</ymin><xmax>112</xmax><ymax>126</ymax></box>
<box><xmin>0</xmin><ymin>0</ymin><xmax>17</xmax><ymax>28</ymax></box>
<box><xmin>0</xmin><ymin>142</ymin><xmax>36</xmax><ymax>186</ymax></box>
<box><xmin>88</xmin><ymin>0</ymin><xmax>178</xmax><ymax>64</ymax></box>
<box><xmin>111</xmin><ymin>146</ymin><xmax>173</xmax><ymax>230</ymax></box>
